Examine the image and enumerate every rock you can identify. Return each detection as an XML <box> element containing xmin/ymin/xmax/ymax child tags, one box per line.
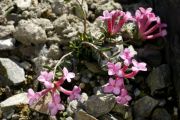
<box><xmin>137</xmin><ymin>45</ymin><xmax>162</xmax><ymax>67</ymax></box>
<box><xmin>67</xmin><ymin>100</ymin><xmax>78</xmax><ymax>116</ymax></box>
<box><xmin>67</xmin><ymin>93</ymin><xmax>88</xmax><ymax>116</ymax></box>
<box><xmin>146</xmin><ymin>64</ymin><xmax>171</xmax><ymax>95</ymax></box>
<box><xmin>154</xmin><ymin>0</ymin><xmax>180</xmax><ymax>109</ymax></box>
<box><xmin>15</xmin><ymin>0</ymin><xmax>32</xmax><ymax>9</ymax></box>
<box><xmin>73</xmin><ymin>0</ymin><xmax>88</xmax><ymax>19</ymax></box>
<box><xmin>53</xmin><ymin>14</ymin><xmax>82</xmax><ymax>42</ymax></box>
<box><xmin>75</xmin><ymin>109</ymin><xmax>98</xmax><ymax>120</ymax></box>
<box><xmin>30</xmin><ymin>93</ymin><xmax>51</xmax><ymax>115</ymax></box>
<box><xmin>112</xmin><ymin>104</ymin><xmax>133</xmax><ymax>120</ymax></box>
<box><xmin>20</xmin><ymin>61</ymin><xmax>32</xmax><ymax>71</ymax></box>
<box><xmin>99</xmin><ymin>114</ymin><xmax>123</xmax><ymax>120</ymax></box>
<box><xmin>0</xmin><ymin>38</ymin><xmax>15</xmax><ymax>50</ymax></box>
<box><xmin>0</xmin><ymin>93</ymin><xmax>28</xmax><ymax>108</ymax></box>
<box><xmin>133</xmin><ymin>96</ymin><xmax>159</xmax><ymax>118</ymax></box>
<box><xmin>1</xmin><ymin>108</ymin><xmax>15</xmax><ymax>119</ymax></box>
<box><xmin>31</xmin><ymin>18</ymin><xmax>54</xmax><ymax>31</ymax></box>
<box><xmin>14</xmin><ymin>20</ymin><xmax>47</xmax><ymax>45</ymax></box>
<box><xmin>85</xmin><ymin>93</ymin><xmax>116</xmax><ymax>117</ymax></box>
<box><xmin>80</xmin><ymin>92</ymin><xmax>88</xmax><ymax>103</ymax></box>
<box><xmin>0</xmin><ymin>58</ymin><xmax>26</xmax><ymax>85</ymax></box>
<box><xmin>32</xmin><ymin>56</ymin><xmax>48</xmax><ymax>72</ymax></box>
<box><xmin>0</xmin><ymin>25</ymin><xmax>15</xmax><ymax>38</ymax></box>
<box><xmin>66</xmin><ymin>117</ymin><xmax>73</xmax><ymax>120</ymax></box>
<box><xmin>151</xmin><ymin>108</ymin><xmax>171</xmax><ymax>120</ymax></box>
<box><xmin>47</xmin><ymin>43</ymin><xmax>62</xmax><ymax>60</ymax></box>
<box><xmin>51</xmin><ymin>0</ymin><xmax>65</xmax><ymax>16</ymax></box>
<box><xmin>91</xmin><ymin>0</ymin><xmax>122</xmax><ymax>16</ymax></box>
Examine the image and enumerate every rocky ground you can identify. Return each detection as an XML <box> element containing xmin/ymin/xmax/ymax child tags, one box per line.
<box><xmin>0</xmin><ymin>0</ymin><xmax>179</xmax><ymax>120</ymax></box>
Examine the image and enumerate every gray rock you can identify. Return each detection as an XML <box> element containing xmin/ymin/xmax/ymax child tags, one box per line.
<box><xmin>151</xmin><ymin>108</ymin><xmax>171</xmax><ymax>120</ymax></box>
<box><xmin>31</xmin><ymin>18</ymin><xmax>54</xmax><ymax>31</ymax></box>
<box><xmin>15</xmin><ymin>0</ymin><xmax>32</xmax><ymax>9</ymax></box>
<box><xmin>66</xmin><ymin>117</ymin><xmax>73</xmax><ymax>120</ymax></box>
<box><xmin>47</xmin><ymin>43</ymin><xmax>62</xmax><ymax>60</ymax></box>
<box><xmin>137</xmin><ymin>45</ymin><xmax>162</xmax><ymax>67</ymax></box>
<box><xmin>146</xmin><ymin>64</ymin><xmax>171</xmax><ymax>95</ymax></box>
<box><xmin>1</xmin><ymin>108</ymin><xmax>15</xmax><ymax>119</ymax></box>
<box><xmin>0</xmin><ymin>25</ymin><xmax>15</xmax><ymax>38</ymax></box>
<box><xmin>85</xmin><ymin>93</ymin><xmax>116</xmax><ymax>117</ymax></box>
<box><xmin>0</xmin><ymin>93</ymin><xmax>28</xmax><ymax>108</ymax></box>
<box><xmin>112</xmin><ymin>104</ymin><xmax>133</xmax><ymax>120</ymax></box>
<box><xmin>20</xmin><ymin>61</ymin><xmax>32</xmax><ymax>71</ymax></box>
<box><xmin>99</xmin><ymin>114</ymin><xmax>123</xmax><ymax>120</ymax></box>
<box><xmin>67</xmin><ymin>100</ymin><xmax>78</xmax><ymax>116</ymax></box>
<box><xmin>154</xmin><ymin>0</ymin><xmax>180</xmax><ymax>109</ymax></box>
<box><xmin>73</xmin><ymin>0</ymin><xmax>88</xmax><ymax>19</ymax></box>
<box><xmin>14</xmin><ymin>20</ymin><xmax>47</xmax><ymax>45</ymax></box>
<box><xmin>133</xmin><ymin>96</ymin><xmax>159</xmax><ymax>118</ymax></box>
<box><xmin>0</xmin><ymin>58</ymin><xmax>26</xmax><ymax>85</ymax></box>
<box><xmin>53</xmin><ymin>14</ymin><xmax>81</xmax><ymax>42</ymax></box>
<box><xmin>0</xmin><ymin>38</ymin><xmax>15</xmax><ymax>50</ymax></box>
<box><xmin>75</xmin><ymin>109</ymin><xmax>98</xmax><ymax>120</ymax></box>
<box><xmin>51</xmin><ymin>0</ymin><xmax>65</xmax><ymax>16</ymax></box>
<box><xmin>89</xmin><ymin>0</ymin><xmax>122</xmax><ymax>16</ymax></box>
<box><xmin>67</xmin><ymin>93</ymin><xmax>88</xmax><ymax>116</ymax></box>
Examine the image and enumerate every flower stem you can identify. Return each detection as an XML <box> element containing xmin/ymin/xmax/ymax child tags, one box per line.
<box><xmin>53</xmin><ymin>52</ymin><xmax>73</xmax><ymax>79</ymax></box>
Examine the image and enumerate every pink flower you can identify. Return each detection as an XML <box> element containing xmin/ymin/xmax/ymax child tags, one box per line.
<box><xmin>27</xmin><ymin>88</ymin><xmax>41</xmax><ymax>105</ymax></box>
<box><xmin>63</xmin><ymin>67</ymin><xmax>75</xmax><ymax>82</ymax></box>
<box><xmin>68</xmin><ymin>86</ymin><xmax>81</xmax><ymax>101</ymax></box>
<box><xmin>120</xmin><ymin>46</ymin><xmax>137</xmax><ymax>66</ymax></box>
<box><xmin>104</xmin><ymin>78</ymin><xmax>124</xmax><ymax>95</ymax></box>
<box><xmin>59</xmin><ymin>86</ymin><xmax>81</xmax><ymax>101</ymax></box>
<box><xmin>116</xmin><ymin>88</ymin><xmax>132</xmax><ymax>105</ymax></box>
<box><xmin>135</xmin><ymin>7</ymin><xmax>167</xmax><ymax>40</ymax></box>
<box><xmin>38</xmin><ymin>71</ymin><xmax>54</xmax><ymax>88</ymax></box>
<box><xmin>107</xmin><ymin>62</ymin><xmax>123</xmax><ymax>76</ymax></box>
<box><xmin>132</xmin><ymin>59</ymin><xmax>147</xmax><ymax>72</ymax></box>
<box><xmin>48</xmin><ymin>93</ymin><xmax>65</xmax><ymax>116</ymax></box>
<box><xmin>100</xmin><ymin>10</ymin><xmax>133</xmax><ymax>35</ymax></box>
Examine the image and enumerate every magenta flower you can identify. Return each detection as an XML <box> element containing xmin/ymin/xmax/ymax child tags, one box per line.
<box><xmin>120</xmin><ymin>46</ymin><xmax>137</xmax><ymax>66</ymax></box>
<box><xmin>48</xmin><ymin>93</ymin><xmax>65</xmax><ymax>116</ymax></box>
<box><xmin>100</xmin><ymin>10</ymin><xmax>133</xmax><ymax>35</ymax></box>
<box><xmin>116</xmin><ymin>88</ymin><xmax>132</xmax><ymax>105</ymax></box>
<box><xmin>107</xmin><ymin>62</ymin><xmax>123</xmax><ymax>76</ymax></box>
<box><xmin>68</xmin><ymin>86</ymin><xmax>81</xmax><ymax>101</ymax></box>
<box><xmin>131</xmin><ymin>59</ymin><xmax>147</xmax><ymax>72</ymax></box>
<box><xmin>27</xmin><ymin>88</ymin><xmax>41</xmax><ymax>105</ymax></box>
<box><xmin>59</xmin><ymin>86</ymin><xmax>81</xmax><ymax>101</ymax></box>
<box><xmin>63</xmin><ymin>67</ymin><xmax>75</xmax><ymax>82</ymax></box>
<box><xmin>38</xmin><ymin>71</ymin><xmax>54</xmax><ymax>88</ymax></box>
<box><xmin>104</xmin><ymin>78</ymin><xmax>124</xmax><ymax>95</ymax></box>
<box><xmin>135</xmin><ymin>7</ymin><xmax>167</xmax><ymax>40</ymax></box>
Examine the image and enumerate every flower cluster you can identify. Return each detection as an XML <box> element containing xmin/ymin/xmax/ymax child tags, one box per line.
<box><xmin>99</xmin><ymin>10</ymin><xmax>133</xmax><ymax>36</ymax></box>
<box><xmin>27</xmin><ymin>67</ymin><xmax>81</xmax><ymax>116</ymax></box>
<box><xmin>103</xmin><ymin>46</ymin><xmax>147</xmax><ymax>105</ymax></box>
<box><xmin>100</xmin><ymin>7</ymin><xmax>167</xmax><ymax>40</ymax></box>
<box><xmin>135</xmin><ymin>7</ymin><xmax>167</xmax><ymax>40</ymax></box>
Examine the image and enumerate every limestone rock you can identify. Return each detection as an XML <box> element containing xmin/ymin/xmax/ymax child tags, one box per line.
<box><xmin>85</xmin><ymin>93</ymin><xmax>116</xmax><ymax>117</ymax></box>
<box><xmin>0</xmin><ymin>58</ymin><xmax>26</xmax><ymax>85</ymax></box>
<box><xmin>0</xmin><ymin>25</ymin><xmax>15</xmax><ymax>38</ymax></box>
<box><xmin>146</xmin><ymin>64</ymin><xmax>171</xmax><ymax>95</ymax></box>
<box><xmin>14</xmin><ymin>20</ymin><xmax>47</xmax><ymax>45</ymax></box>
<box><xmin>75</xmin><ymin>109</ymin><xmax>97</xmax><ymax>120</ymax></box>
<box><xmin>0</xmin><ymin>93</ymin><xmax>28</xmax><ymax>108</ymax></box>
<box><xmin>151</xmin><ymin>108</ymin><xmax>171</xmax><ymax>120</ymax></box>
<box><xmin>0</xmin><ymin>38</ymin><xmax>15</xmax><ymax>50</ymax></box>
<box><xmin>133</xmin><ymin>96</ymin><xmax>159</xmax><ymax>118</ymax></box>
